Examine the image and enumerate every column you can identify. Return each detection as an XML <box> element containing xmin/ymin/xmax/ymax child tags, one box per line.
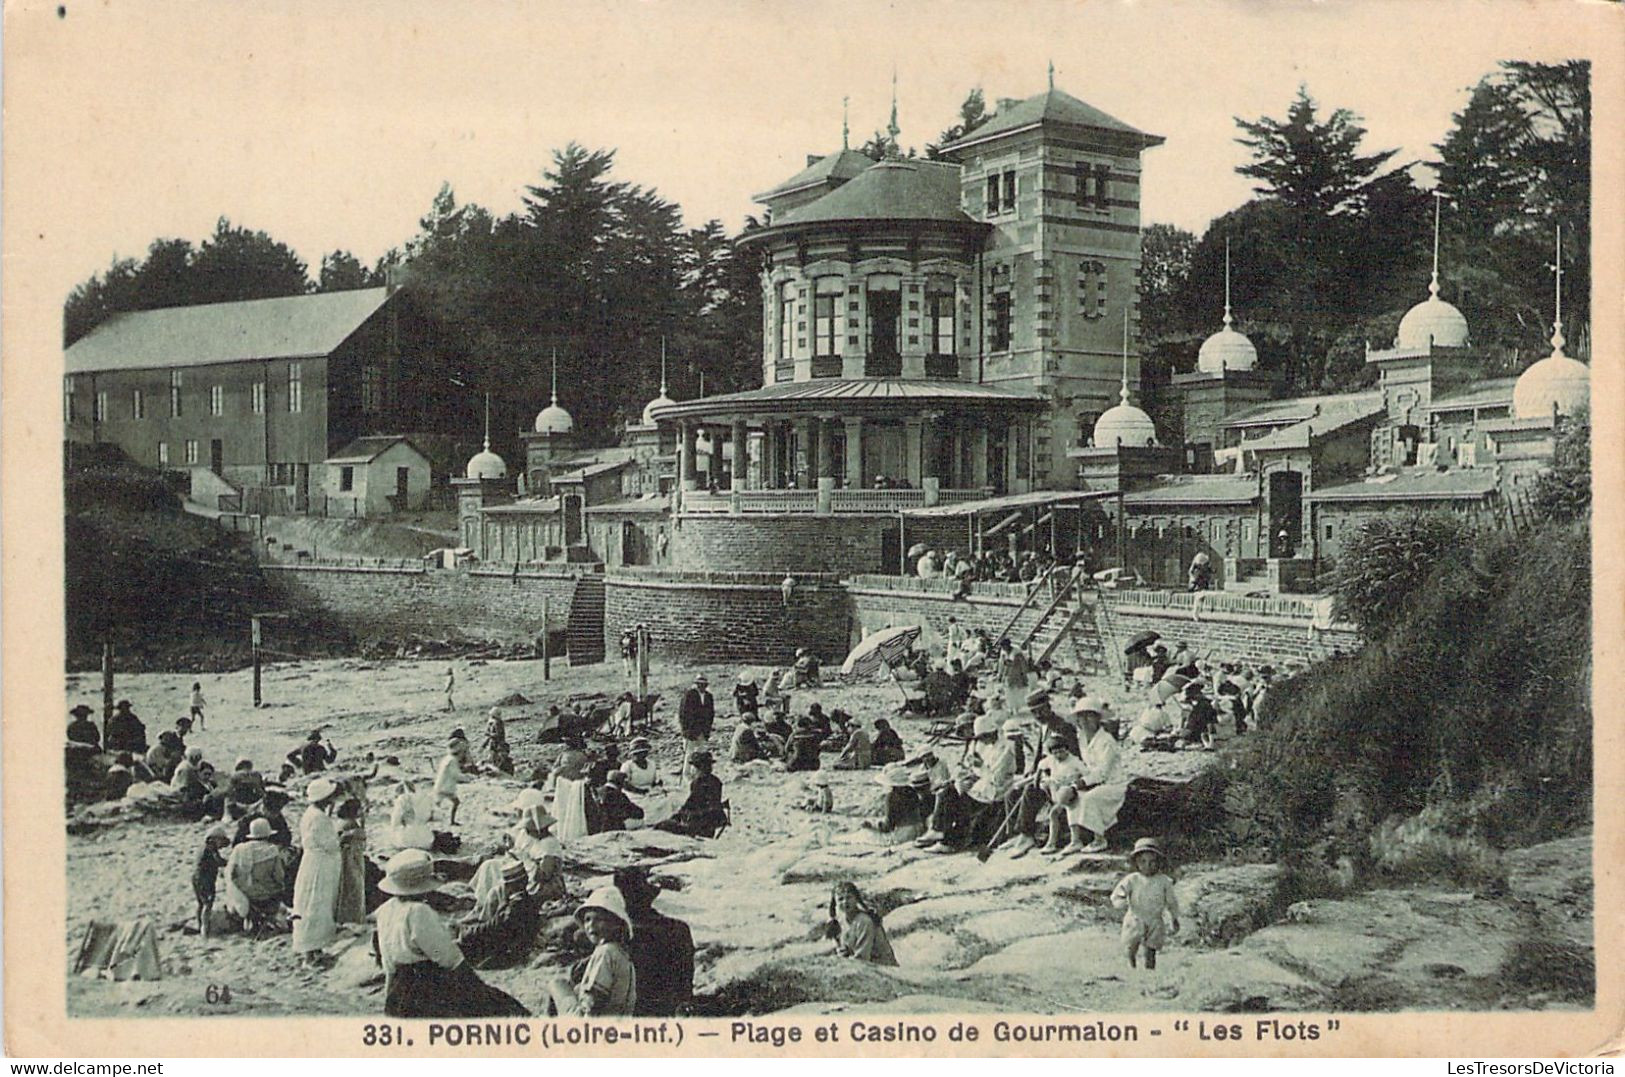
<box><xmin>731</xmin><ymin>419</ymin><xmax>748</xmax><ymax>488</ymax></box>
<box><xmin>816</xmin><ymin>416</ymin><xmax>836</xmax><ymax>481</ymax></box>
<box><xmin>679</xmin><ymin>421</ymin><xmax>697</xmax><ymax>491</ymax></box>
<box><xmin>843</xmin><ymin>417</ymin><xmax>864</xmax><ymax>490</ymax></box>
<box><xmin>793</xmin><ymin>418</ymin><xmax>812</xmax><ymax>488</ymax></box>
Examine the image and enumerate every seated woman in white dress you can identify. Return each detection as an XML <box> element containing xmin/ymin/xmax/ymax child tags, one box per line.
<box><xmin>1046</xmin><ymin>700</ymin><xmax>1128</xmax><ymax>857</ymax></box>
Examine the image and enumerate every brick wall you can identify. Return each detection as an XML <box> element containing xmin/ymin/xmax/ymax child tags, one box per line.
<box><xmin>603</xmin><ymin>570</ymin><xmax>850</xmax><ymax>664</ymax></box>
<box><xmin>1102</xmin><ymin>596</ymin><xmax>1361</xmax><ymax>666</ymax></box>
<box><xmin>264</xmin><ymin>563</ymin><xmax>580</xmax><ymax>643</ymax></box>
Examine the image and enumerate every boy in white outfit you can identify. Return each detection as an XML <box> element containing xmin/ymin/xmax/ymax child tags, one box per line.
<box><xmin>1111</xmin><ymin>836</ymin><xmax>1181</xmax><ymax>970</ymax></box>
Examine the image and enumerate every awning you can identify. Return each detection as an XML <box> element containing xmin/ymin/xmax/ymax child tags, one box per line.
<box><xmin>902</xmin><ymin>489</ymin><xmax>1118</xmax><ymax>518</ymax></box>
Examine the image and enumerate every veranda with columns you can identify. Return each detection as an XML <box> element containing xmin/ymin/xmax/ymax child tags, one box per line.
<box><xmin>657</xmin><ymin>384</ymin><xmax>1044</xmax><ymax>516</ymax></box>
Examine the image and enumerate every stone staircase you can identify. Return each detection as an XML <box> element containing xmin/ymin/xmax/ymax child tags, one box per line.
<box><xmin>565</xmin><ymin>574</ymin><xmax>606</xmax><ymax>665</ymax></box>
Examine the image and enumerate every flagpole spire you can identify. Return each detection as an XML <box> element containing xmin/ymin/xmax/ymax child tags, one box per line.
<box><xmin>660</xmin><ymin>336</ymin><xmax>669</xmax><ymax>395</ymax></box>
<box><xmin>1550</xmin><ymin>224</ymin><xmax>1566</xmax><ymax>354</ymax></box>
<box><xmin>1119</xmin><ymin>308</ymin><xmax>1131</xmax><ymax>406</ymax></box>
<box><xmin>1429</xmin><ymin>190</ymin><xmax>1445</xmax><ymax>298</ymax></box>
<box><xmin>482</xmin><ymin>391</ymin><xmax>492</xmax><ymax>452</ymax></box>
<box><xmin>1223</xmin><ymin>238</ymin><xmax>1234</xmax><ymax>330</ymax></box>
<box><xmin>1048</xmin><ymin>59</ymin><xmax>1055</xmax><ymax>91</ymax></box>
<box><xmin>887</xmin><ymin>68</ymin><xmax>900</xmax><ymax>151</ymax></box>
<box><xmin>842</xmin><ymin>96</ymin><xmax>850</xmax><ymax>151</ymax></box>
<box><xmin>550</xmin><ymin>347</ymin><xmax>559</xmax><ymax>405</ymax></box>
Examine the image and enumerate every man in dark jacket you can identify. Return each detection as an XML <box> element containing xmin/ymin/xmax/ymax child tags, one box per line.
<box><xmin>678</xmin><ymin>675</ymin><xmax>715</xmax><ymax>780</ymax></box>
<box><xmin>614</xmin><ymin>867</ymin><xmax>695</xmax><ymax>1017</ymax></box>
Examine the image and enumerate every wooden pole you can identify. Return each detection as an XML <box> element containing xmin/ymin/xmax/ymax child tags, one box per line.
<box><xmin>101</xmin><ymin>639</ymin><xmax>114</xmax><ymax>722</ymax></box>
<box><xmin>638</xmin><ymin>624</ymin><xmax>650</xmax><ymax>698</ymax></box>
<box><xmin>250</xmin><ymin>615</ymin><xmax>263</xmax><ymax>708</ymax></box>
<box><xmin>541</xmin><ymin>597</ymin><xmax>552</xmax><ymax>681</ymax></box>
<box><xmin>898</xmin><ymin>510</ymin><xmax>906</xmax><ymax>575</ymax></box>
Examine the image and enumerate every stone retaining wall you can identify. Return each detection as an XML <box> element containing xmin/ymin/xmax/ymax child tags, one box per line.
<box><xmin>1102</xmin><ymin>595</ymin><xmax>1361</xmax><ymax>665</ymax></box>
<box><xmin>264</xmin><ymin>562</ymin><xmax>580</xmax><ymax>644</ymax></box>
<box><xmin>667</xmin><ymin>513</ymin><xmax>968</xmax><ymax>574</ymax></box>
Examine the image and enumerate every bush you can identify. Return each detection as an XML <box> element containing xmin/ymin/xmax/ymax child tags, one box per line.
<box><xmin>1327</xmin><ymin>512</ymin><xmax>1474</xmax><ymax>636</ymax></box>
<box><xmin>1529</xmin><ymin>408</ymin><xmax>1589</xmax><ymax>524</ymax></box>
<box><xmin>1230</xmin><ymin>521</ymin><xmax>1591</xmax><ymax>862</ymax></box>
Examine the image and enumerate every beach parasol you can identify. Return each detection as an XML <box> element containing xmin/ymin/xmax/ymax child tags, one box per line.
<box><xmin>842</xmin><ymin>625</ymin><xmax>923</xmax><ymax>678</ymax></box>
<box><xmin>1124</xmin><ymin>630</ymin><xmax>1160</xmax><ymax>655</ymax></box>
<box><xmin>906</xmin><ymin>542</ymin><xmax>930</xmax><ymax>559</ymax></box>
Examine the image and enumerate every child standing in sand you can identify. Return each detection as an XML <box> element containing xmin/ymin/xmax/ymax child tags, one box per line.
<box><xmin>433</xmin><ymin>750</ymin><xmax>462</xmax><ymax>826</ymax></box>
<box><xmin>192</xmin><ymin>826</ymin><xmax>230</xmax><ymax>937</ymax></box>
<box><xmin>189</xmin><ymin>682</ymin><xmax>208</xmax><ymax>731</ymax></box>
<box><xmin>443</xmin><ymin>667</ymin><xmax>457</xmax><ymax>712</ymax></box>
<box><xmin>1111</xmin><ymin>837</ymin><xmax>1181</xmax><ymax>970</ymax></box>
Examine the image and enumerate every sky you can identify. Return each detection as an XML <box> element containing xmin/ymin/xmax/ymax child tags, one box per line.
<box><xmin>4</xmin><ymin>0</ymin><xmax>1605</xmax><ymax>309</ymax></box>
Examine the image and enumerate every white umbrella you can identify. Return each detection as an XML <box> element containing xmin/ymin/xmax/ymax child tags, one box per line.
<box><xmin>842</xmin><ymin>625</ymin><xmax>923</xmax><ymax>678</ymax></box>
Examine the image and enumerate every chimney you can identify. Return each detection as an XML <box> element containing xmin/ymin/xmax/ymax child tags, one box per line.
<box><xmin>807</xmin><ymin>154</ymin><xmax>822</xmax><ymax>167</ymax></box>
<box><xmin>997</xmin><ymin>97</ymin><xmax>1021</xmax><ymax>113</ymax></box>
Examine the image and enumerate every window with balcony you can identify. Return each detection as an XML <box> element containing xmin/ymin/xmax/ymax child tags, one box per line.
<box><xmin>776</xmin><ymin>282</ymin><xmax>795</xmax><ymax>381</ymax></box>
<box><xmin>812</xmin><ymin>277</ymin><xmax>843</xmax><ymax>377</ymax></box>
<box><xmin>865</xmin><ymin>275</ymin><xmax>902</xmax><ymax>376</ymax></box>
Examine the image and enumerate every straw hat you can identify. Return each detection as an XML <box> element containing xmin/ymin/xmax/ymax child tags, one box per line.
<box><xmin>1131</xmin><ymin>837</ymin><xmax>1164</xmax><ymax>859</ymax></box>
<box><xmin>972</xmin><ymin>713</ymin><xmax>999</xmax><ymax>737</ymax></box>
<box><xmin>574</xmin><ymin>886</ymin><xmax>634</xmax><ymax>938</ymax></box>
<box><xmin>247</xmin><ymin>817</ymin><xmax>274</xmax><ymax>840</ymax></box>
<box><xmin>1001</xmin><ymin>719</ymin><xmax>1027</xmax><ymax>739</ymax></box>
<box><xmin>629</xmin><ymin>737</ymin><xmax>652</xmax><ymax>754</ymax></box>
<box><xmin>306</xmin><ymin>778</ymin><xmax>340</xmax><ymax>803</ymax></box>
<box><xmin>1072</xmin><ymin>696</ymin><xmax>1104</xmax><ymax>717</ymax></box>
<box><xmin>813</xmin><ymin>772</ymin><xmax>831</xmax><ymax>787</ymax></box>
<box><xmin>1023</xmin><ymin>688</ymin><xmax>1049</xmax><ymax>710</ymax></box>
<box><xmin>510</xmin><ymin>787</ymin><xmax>549</xmax><ymax>812</ymax></box>
<box><xmin>876</xmin><ymin>763</ymin><xmax>916</xmax><ymax>788</ymax></box>
<box><xmin>379</xmin><ymin>849</ymin><xmax>441</xmax><ymax>896</ymax></box>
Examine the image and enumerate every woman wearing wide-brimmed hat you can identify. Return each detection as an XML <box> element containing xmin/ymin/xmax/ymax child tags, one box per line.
<box><xmin>503</xmin><ymin>788</ymin><xmax>565</xmax><ymax>901</ymax></box>
<box><xmin>455</xmin><ymin>857</ymin><xmax>543</xmax><ymax>970</ymax></box>
<box><xmin>374</xmin><ymin>849</ymin><xmax>529</xmax><ymax>1017</ymax></box>
<box><xmin>1047</xmin><ymin>700</ymin><xmax>1128</xmax><ymax>857</ymax></box>
<box><xmin>548</xmin><ymin>887</ymin><xmax>637</xmax><ymax>1016</ymax></box>
<box><xmin>291</xmin><ymin>777</ymin><xmax>344</xmax><ymax>966</ymax></box>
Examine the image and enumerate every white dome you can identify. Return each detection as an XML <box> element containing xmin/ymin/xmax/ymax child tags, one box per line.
<box><xmin>1197</xmin><ymin>327</ymin><xmax>1258</xmax><ymax>374</ymax></box>
<box><xmin>533</xmin><ymin>402</ymin><xmax>574</xmax><ymax>435</ymax></box>
<box><xmin>642</xmin><ymin>392</ymin><xmax>676</xmax><ymax>426</ymax></box>
<box><xmin>465</xmin><ymin>447</ymin><xmax>507</xmax><ymax>480</ymax></box>
<box><xmin>1513</xmin><ymin>347</ymin><xmax>1589</xmax><ymax>420</ymax></box>
<box><xmin>1093</xmin><ymin>402</ymin><xmax>1159</xmax><ymax>448</ymax></box>
<box><xmin>1396</xmin><ymin>292</ymin><xmax>1469</xmax><ymax>350</ymax></box>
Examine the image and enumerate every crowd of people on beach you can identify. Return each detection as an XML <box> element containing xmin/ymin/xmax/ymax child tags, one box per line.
<box><xmin>64</xmin><ymin>610</ymin><xmax>1280</xmax><ymax>1016</ymax></box>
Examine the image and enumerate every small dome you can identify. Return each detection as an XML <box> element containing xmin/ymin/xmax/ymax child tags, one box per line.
<box><xmin>642</xmin><ymin>392</ymin><xmax>676</xmax><ymax>426</ymax></box>
<box><xmin>534</xmin><ymin>402</ymin><xmax>574</xmax><ymax>435</ymax></box>
<box><xmin>1513</xmin><ymin>344</ymin><xmax>1589</xmax><ymax>420</ymax></box>
<box><xmin>1093</xmin><ymin>402</ymin><xmax>1159</xmax><ymax>449</ymax></box>
<box><xmin>1396</xmin><ymin>286</ymin><xmax>1470</xmax><ymax>350</ymax></box>
<box><xmin>1197</xmin><ymin>327</ymin><xmax>1258</xmax><ymax>374</ymax></box>
<box><xmin>465</xmin><ymin>447</ymin><xmax>507</xmax><ymax>480</ymax></box>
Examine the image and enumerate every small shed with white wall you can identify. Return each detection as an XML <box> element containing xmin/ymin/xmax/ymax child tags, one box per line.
<box><xmin>323</xmin><ymin>436</ymin><xmax>432</xmax><ymax>517</ymax></box>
